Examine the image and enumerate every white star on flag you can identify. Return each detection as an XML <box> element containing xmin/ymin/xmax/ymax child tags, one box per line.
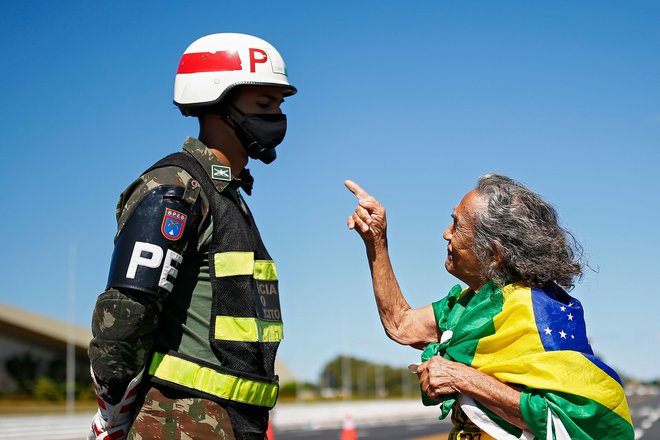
<box><xmin>560</xmin><ymin>306</ymin><xmax>566</xmax><ymax>312</ymax></box>
<box><xmin>567</xmin><ymin>313</ymin><xmax>573</xmax><ymax>321</ymax></box>
<box><xmin>559</xmin><ymin>330</ymin><xmax>567</xmax><ymax>339</ymax></box>
<box><xmin>544</xmin><ymin>327</ymin><xmax>552</xmax><ymax>335</ymax></box>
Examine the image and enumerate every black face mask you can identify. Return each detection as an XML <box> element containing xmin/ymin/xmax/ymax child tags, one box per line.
<box><xmin>231</xmin><ymin>105</ymin><xmax>287</xmax><ymax>164</ymax></box>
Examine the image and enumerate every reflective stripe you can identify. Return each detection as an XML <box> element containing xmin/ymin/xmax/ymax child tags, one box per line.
<box><xmin>254</xmin><ymin>260</ymin><xmax>277</xmax><ymax>280</ymax></box>
<box><xmin>214</xmin><ymin>252</ymin><xmax>254</xmax><ymax>277</ymax></box>
<box><xmin>213</xmin><ymin>252</ymin><xmax>277</xmax><ymax>281</ymax></box>
<box><xmin>214</xmin><ymin>316</ymin><xmax>283</xmax><ymax>342</ymax></box>
<box><xmin>149</xmin><ymin>353</ymin><xmax>278</xmax><ymax>407</ymax></box>
<box><xmin>213</xmin><ymin>253</ymin><xmax>278</xmax><ymax>280</ymax></box>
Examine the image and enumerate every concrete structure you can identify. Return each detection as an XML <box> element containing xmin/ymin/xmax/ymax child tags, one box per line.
<box><xmin>0</xmin><ymin>303</ymin><xmax>91</xmax><ymax>392</ymax></box>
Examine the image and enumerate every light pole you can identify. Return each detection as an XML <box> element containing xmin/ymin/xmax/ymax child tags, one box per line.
<box><xmin>66</xmin><ymin>244</ymin><xmax>76</xmax><ymax>415</ymax></box>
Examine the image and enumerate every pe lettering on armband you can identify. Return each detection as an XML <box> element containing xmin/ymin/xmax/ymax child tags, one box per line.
<box><xmin>106</xmin><ymin>185</ymin><xmax>198</xmax><ymax>295</ymax></box>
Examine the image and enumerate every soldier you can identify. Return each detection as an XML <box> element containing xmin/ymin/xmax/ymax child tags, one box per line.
<box><xmin>88</xmin><ymin>33</ymin><xmax>296</xmax><ymax>440</ymax></box>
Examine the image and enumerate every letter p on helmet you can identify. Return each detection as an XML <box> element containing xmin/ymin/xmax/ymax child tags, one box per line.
<box><xmin>249</xmin><ymin>48</ymin><xmax>268</xmax><ymax>73</ymax></box>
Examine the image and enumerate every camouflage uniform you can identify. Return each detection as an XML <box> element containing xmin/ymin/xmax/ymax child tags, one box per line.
<box><xmin>128</xmin><ymin>388</ymin><xmax>236</xmax><ymax>440</ymax></box>
<box><xmin>90</xmin><ymin>137</ymin><xmax>265</xmax><ymax>440</ymax></box>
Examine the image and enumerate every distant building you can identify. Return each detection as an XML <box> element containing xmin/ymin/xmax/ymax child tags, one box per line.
<box><xmin>0</xmin><ymin>303</ymin><xmax>91</xmax><ymax>392</ymax></box>
<box><xmin>0</xmin><ymin>303</ymin><xmax>296</xmax><ymax>393</ymax></box>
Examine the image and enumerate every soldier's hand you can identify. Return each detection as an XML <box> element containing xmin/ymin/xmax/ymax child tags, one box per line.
<box><xmin>344</xmin><ymin>180</ymin><xmax>387</xmax><ymax>244</ymax></box>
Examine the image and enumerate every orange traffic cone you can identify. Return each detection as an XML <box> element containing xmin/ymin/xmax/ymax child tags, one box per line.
<box><xmin>341</xmin><ymin>415</ymin><xmax>358</xmax><ymax>440</ymax></box>
<box><xmin>266</xmin><ymin>420</ymin><xmax>275</xmax><ymax>440</ymax></box>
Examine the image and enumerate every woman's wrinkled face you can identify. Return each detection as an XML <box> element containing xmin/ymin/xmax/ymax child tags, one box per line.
<box><xmin>442</xmin><ymin>190</ymin><xmax>487</xmax><ymax>290</ymax></box>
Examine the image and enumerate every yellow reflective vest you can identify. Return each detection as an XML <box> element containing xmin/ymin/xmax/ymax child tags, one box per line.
<box><xmin>147</xmin><ymin>152</ymin><xmax>283</xmax><ymax>409</ymax></box>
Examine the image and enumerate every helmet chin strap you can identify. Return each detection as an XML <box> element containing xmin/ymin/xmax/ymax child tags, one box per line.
<box><xmin>221</xmin><ymin>107</ymin><xmax>259</xmax><ymax>158</ymax></box>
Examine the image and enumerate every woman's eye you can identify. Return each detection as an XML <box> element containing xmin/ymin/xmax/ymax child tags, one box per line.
<box><xmin>257</xmin><ymin>103</ymin><xmax>270</xmax><ymax>109</ymax></box>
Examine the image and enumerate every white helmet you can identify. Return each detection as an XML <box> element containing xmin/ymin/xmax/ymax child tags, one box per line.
<box><xmin>174</xmin><ymin>33</ymin><xmax>297</xmax><ymax>115</ymax></box>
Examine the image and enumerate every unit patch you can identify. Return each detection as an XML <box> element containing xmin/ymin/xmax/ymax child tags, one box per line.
<box><xmin>255</xmin><ymin>281</ymin><xmax>281</xmax><ymax>321</ymax></box>
<box><xmin>211</xmin><ymin>165</ymin><xmax>232</xmax><ymax>181</ymax></box>
<box><xmin>161</xmin><ymin>209</ymin><xmax>187</xmax><ymax>241</ymax></box>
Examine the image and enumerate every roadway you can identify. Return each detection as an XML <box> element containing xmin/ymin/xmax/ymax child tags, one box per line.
<box><xmin>276</xmin><ymin>419</ymin><xmax>450</xmax><ymax>440</ymax></box>
<box><xmin>0</xmin><ymin>394</ymin><xmax>657</xmax><ymax>439</ymax></box>
<box><xmin>631</xmin><ymin>393</ymin><xmax>660</xmax><ymax>439</ymax></box>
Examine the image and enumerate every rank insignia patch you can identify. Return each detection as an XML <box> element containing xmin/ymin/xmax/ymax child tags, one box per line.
<box><xmin>161</xmin><ymin>209</ymin><xmax>187</xmax><ymax>241</ymax></box>
<box><xmin>211</xmin><ymin>165</ymin><xmax>231</xmax><ymax>181</ymax></box>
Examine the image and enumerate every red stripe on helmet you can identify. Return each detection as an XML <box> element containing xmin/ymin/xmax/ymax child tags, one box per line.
<box><xmin>177</xmin><ymin>51</ymin><xmax>242</xmax><ymax>74</ymax></box>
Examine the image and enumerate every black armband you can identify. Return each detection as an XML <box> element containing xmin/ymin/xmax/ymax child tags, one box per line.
<box><xmin>106</xmin><ymin>185</ymin><xmax>200</xmax><ymax>295</ymax></box>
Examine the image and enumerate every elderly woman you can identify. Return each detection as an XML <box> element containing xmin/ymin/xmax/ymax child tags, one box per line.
<box><xmin>345</xmin><ymin>174</ymin><xmax>633</xmax><ymax>440</ymax></box>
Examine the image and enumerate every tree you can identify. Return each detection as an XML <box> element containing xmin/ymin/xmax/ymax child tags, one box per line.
<box><xmin>319</xmin><ymin>355</ymin><xmax>419</xmax><ymax>398</ymax></box>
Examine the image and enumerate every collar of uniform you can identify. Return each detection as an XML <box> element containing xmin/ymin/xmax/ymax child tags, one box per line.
<box><xmin>182</xmin><ymin>137</ymin><xmax>231</xmax><ymax>192</ymax></box>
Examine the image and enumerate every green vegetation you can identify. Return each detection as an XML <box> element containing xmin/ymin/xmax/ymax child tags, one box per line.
<box><xmin>319</xmin><ymin>355</ymin><xmax>420</xmax><ymax>398</ymax></box>
<box><xmin>275</xmin><ymin>355</ymin><xmax>422</xmax><ymax>402</ymax></box>
<box><xmin>2</xmin><ymin>353</ymin><xmax>93</xmax><ymax>402</ymax></box>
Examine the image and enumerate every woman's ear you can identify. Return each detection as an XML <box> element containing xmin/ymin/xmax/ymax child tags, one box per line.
<box><xmin>489</xmin><ymin>241</ymin><xmax>505</xmax><ymax>274</ymax></box>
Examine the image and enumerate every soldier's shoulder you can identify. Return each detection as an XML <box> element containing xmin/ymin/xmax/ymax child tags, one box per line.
<box><xmin>116</xmin><ymin>165</ymin><xmax>203</xmax><ymax>232</ymax></box>
<box><xmin>130</xmin><ymin>165</ymin><xmax>194</xmax><ymax>197</ymax></box>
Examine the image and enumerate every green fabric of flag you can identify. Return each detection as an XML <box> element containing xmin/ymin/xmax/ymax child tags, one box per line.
<box><xmin>420</xmin><ymin>281</ymin><xmax>633</xmax><ymax>439</ymax></box>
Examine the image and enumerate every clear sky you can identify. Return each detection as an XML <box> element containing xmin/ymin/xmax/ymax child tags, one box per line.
<box><xmin>1</xmin><ymin>1</ymin><xmax>658</xmax><ymax>383</ymax></box>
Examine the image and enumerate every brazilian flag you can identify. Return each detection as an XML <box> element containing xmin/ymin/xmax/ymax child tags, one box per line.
<box><xmin>421</xmin><ymin>281</ymin><xmax>633</xmax><ymax>440</ymax></box>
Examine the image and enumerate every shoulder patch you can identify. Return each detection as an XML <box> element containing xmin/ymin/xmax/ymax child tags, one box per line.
<box><xmin>161</xmin><ymin>208</ymin><xmax>187</xmax><ymax>241</ymax></box>
<box><xmin>211</xmin><ymin>164</ymin><xmax>232</xmax><ymax>181</ymax></box>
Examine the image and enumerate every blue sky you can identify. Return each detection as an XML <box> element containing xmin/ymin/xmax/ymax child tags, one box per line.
<box><xmin>1</xmin><ymin>1</ymin><xmax>658</xmax><ymax>383</ymax></box>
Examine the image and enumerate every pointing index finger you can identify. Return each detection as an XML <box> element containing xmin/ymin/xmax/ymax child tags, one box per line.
<box><xmin>344</xmin><ymin>179</ymin><xmax>369</xmax><ymax>200</ymax></box>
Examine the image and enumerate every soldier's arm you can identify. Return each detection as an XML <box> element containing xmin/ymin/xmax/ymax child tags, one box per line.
<box><xmin>89</xmin><ymin>287</ymin><xmax>159</xmax><ymax>402</ymax></box>
<box><xmin>89</xmin><ymin>170</ymin><xmax>203</xmax><ymax>403</ymax></box>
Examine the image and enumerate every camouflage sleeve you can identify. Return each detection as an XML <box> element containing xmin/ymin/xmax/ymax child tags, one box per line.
<box><xmin>89</xmin><ymin>288</ymin><xmax>157</xmax><ymax>402</ymax></box>
<box><xmin>116</xmin><ymin>165</ymin><xmax>209</xmax><ymax>238</ymax></box>
<box><xmin>89</xmin><ymin>165</ymin><xmax>207</xmax><ymax>403</ymax></box>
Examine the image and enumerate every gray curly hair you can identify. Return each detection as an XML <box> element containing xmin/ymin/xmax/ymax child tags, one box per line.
<box><xmin>472</xmin><ymin>174</ymin><xmax>584</xmax><ymax>289</ymax></box>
